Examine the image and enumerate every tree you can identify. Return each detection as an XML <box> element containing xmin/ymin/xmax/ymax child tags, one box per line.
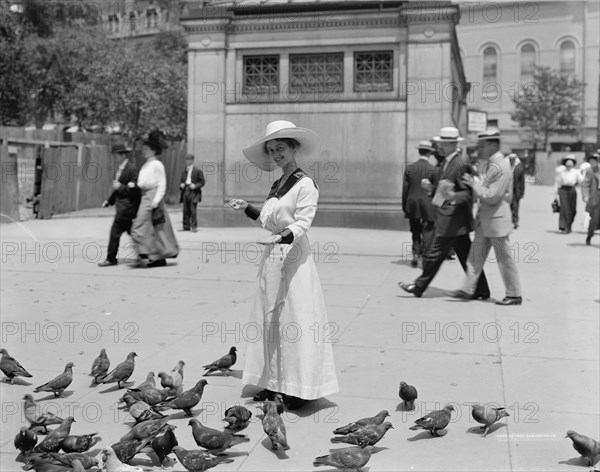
<box><xmin>511</xmin><ymin>66</ymin><xmax>585</xmax><ymax>151</ymax></box>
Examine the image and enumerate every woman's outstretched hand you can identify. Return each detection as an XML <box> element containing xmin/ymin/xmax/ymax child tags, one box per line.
<box><xmin>257</xmin><ymin>234</ymin><xmax>283</xmax><ymax>245</ymax></box>
<box><xmin>228</xmin><ymin>199</ymin><xmax>248</xmax><ymax>210</ymax></box>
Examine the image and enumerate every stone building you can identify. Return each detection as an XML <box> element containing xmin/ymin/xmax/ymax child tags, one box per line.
<box><xmin>456</xmin><ymin>0</ymin><xmax>599</xmax><ymax>155</ymax></box>
<box><xmin>182</xmin><ymin>0</ymin><xmax>469</xmax><ymax>229</ymax></box>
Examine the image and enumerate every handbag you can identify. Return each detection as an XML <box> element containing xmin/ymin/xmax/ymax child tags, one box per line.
<box><xmin>151</xmin><ymin>206</ymin><xmax>165</xmax><ymax>225</ymax></box>
<box><xmin>551</xmin><ymin>199</ymin><xmax>560</xmax><ymax>213</ymax></box>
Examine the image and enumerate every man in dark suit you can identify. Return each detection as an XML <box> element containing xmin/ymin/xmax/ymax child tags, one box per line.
<box><xmin>399</xmin><ymin>127</ymin><xmax>490</xmax><ymax>299</ymax></box>
<box><xmin>179</xmin><ymin>153</ymin><xmax>205</xmax><ymax>232</ymax></box>
<box><xmin>98</xmin><ymin>144</ymin><xmax>141</xmax><ymax>267</ymax></box>
<box><xmin>582</xmin><ymin>153</ymin><xmax>600</xmax><ymax>245</ymax></box>
<box><xmin>403</xmin><ymin>140</ymin><xmax>437</xmax><ymax>267</ymax></box>
<box><xmin>508</xmin><ymin>153</ymin><xmax>526</xmax><ymax>229</ymax></box>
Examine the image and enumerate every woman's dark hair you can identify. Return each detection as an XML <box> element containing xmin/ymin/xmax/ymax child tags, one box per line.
<box><xmin>143</xmin><ymin>141</ymin><xmax>164</xmax><ymax>155</ymax></box>
<box><xmin>264</xmin><ymin>138</ymin><xmax>301</xmax><ymax>154</ymax></box>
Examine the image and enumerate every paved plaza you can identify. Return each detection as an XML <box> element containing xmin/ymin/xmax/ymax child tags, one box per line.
<box><xmin>1</xmin><ymin>184</ymin><xmax>599</xmax><ymax>472</ymax></box>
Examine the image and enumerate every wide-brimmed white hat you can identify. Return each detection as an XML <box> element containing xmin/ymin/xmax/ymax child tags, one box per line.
<box><xmin>432</xmin><ymin>126</ymin><xmax>464</xmax><ymax>143</ymax></box>
<box><xmin>242</xmin><ymin>120</ymin><xmax>321</xmax><ymax>171</ymax></box>
<box><xmin>416</xmin><ymin>140</ymin><xmax>435</xmax><ymax>152</ymax></box>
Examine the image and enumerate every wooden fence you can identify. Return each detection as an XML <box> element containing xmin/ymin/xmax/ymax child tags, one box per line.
<box><xmin>1</xmin><ymin>146</ymin><xmax>20</xmax><ymax>223</ymax></box>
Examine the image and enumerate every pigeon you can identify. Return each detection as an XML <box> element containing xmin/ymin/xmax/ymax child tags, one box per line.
<box><xmin>158</xmin><ymin>361</ymin><xmax>184</xmax><ymax>397</ymax></box>
<box><xmin>154</xmin><ymin>380</ymin><xmax>208</xmax><ymax>416</ymax></box>
<box><xmin>150</xmin><ymin>424</ymin><xmax>178</xmax><ymax>465</ymax></box>
<box><xmin>172</xmin><ymin>446</ymin><xmax>234</xmax><ymax>472</ymax></box>
<box><xmin>202</xmin><ymin>347</ymin><xmax>236</xmax><ymax>376</ymax></box>
<box><xmin>34</xmin><ymin>363</ymin><xmax>74</xmax><ymax>397</ymax></box>
<box><xmin>262</xmin><ymin>401</ymin><xmax>289</xmax><ymax>450</ymax></box>
<box><xmin>124</xmin><ymin>386</ymin><xmax>170</xmax><ymax>406</ymax></box>
<box><xmin>189</xmin><ymin>418</ymin><xmax>250</xmax><ymax>453</ymax></box>
<box><xmin>33</xmin><ymin>417</ymin><xmax>76</xmax><ymax>453</ymax></box>
<box><xmin>119</xmin><ymin>416</ymin><xmax>171</xmax><ymax>442</ymax></box>
<box><xmin>97</xmin><ymin>352</ymin><xmax>137</xmax><ymax>388</ymax></box>
<box><xmin>410</xmin><ymin>404</ymin><xmax>454</xmax><ymax>437</ymax></box>
<box><xmin>15</xmin><ymin>427</ymin><xmax>38</xmax><ymax>454</ymax></box>
<box><xmin>23</xmin><ymin>394</ymin><xmax>65</xmax><ymax>433</ymax></box>
<box><xmin>331</xmin><ymin>422</ymin><xmax>394</xmax><ymax>447</ymax></box>
<box><xmin>89</xmin><ymin>349</ymin><xmax>110</xmax><ymax>384</ymax></box>
<box><xmin>0</xmin><ymin>348</ymin><xmax>33</xmax><ymax>383</ymax></box>
<box><xmin>122</xmin><ymin>396</ymin><xmax>164</xmax><ymax>422</ymax></box>
<box><xmin>22</xmin><ymin>454</ymin><xmax>73</xmax><ymax>472</ymax></box>
<box><xmin>103</xmin><ymin>447</ymin><xmax>144</xmax><ymax>472</ymax></box>
<box><xmin>134</xmin><ymin>371</ymin><xmax>156</xmax><ymax>391</ymax></box>
<box><xmin>399</xmin><ymin>381</ymin><xmax>418</xmax><ymax>410</ymax></box>
<box><xmin>566</xmin><ymin>430</ymin><xmax>600</xmax><ymax>466</ymax></box>
<box><xmin>471</xmin><ymin>404</ymin><xmax>510</xmax><ymax>437</ymax></box>
<box><xmin>110</xmin><ymin>438</ymin><xmax>154</xmax><ymax>464</ymax></box>
<box><xmin>332</xmin><ymin>410</ymin><xmax>390</xmax><ymax>435</ymax></box>
<box><xmin>223</xmin><ymin>405</ymin><xmax>253</xmax><ymax>431</ymax></box>
<box><xmin>60</xmin><ymin>433</ymin><xmax>101</xmax><ymax>453</ymax></box>
<box><xmin>46</xmin><ymin>452</ymin><xmax>100</xmax><ymax>469</ymax></box>
<box><xmin>313</xmin><ymin>445</ymin><xmax>373</xmax><ymax>471</ymax></box>
<box><xmin>261</xmin><ymin>394</ymin><xmax>285</xmax><ymax>415</ymax></box>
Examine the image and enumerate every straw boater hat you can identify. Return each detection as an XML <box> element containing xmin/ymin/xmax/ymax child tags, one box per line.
<box><xmin>242</xmin><ymin>120</ymin><xmax>321</xmax><ymax>171</ymax></box>
<box><xmin>416</xmin><ymin>140</ymin><xmax>435</xmax><ymax>152</ymax></box>
<box><xmin>561</xmin><ymin>154</ymin><xmax>576</xmax><ymax>166</ymax></box>
<box><xmin>111</xmin><ymin>143</ymin><xmax>131</xmax><ymax>154</ymax></box>
<box><xmin>477</xmin><ymin>129</ymin><xmax>501</xmax><ymax>141</ymax></box>
<box><xmin>432</xmin><ymin>127</ymin><xmax>464</xmax><ymax>143</ymax></box>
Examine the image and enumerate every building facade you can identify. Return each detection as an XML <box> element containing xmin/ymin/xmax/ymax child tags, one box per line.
<box><xmin>100</xmin><ymin>0</ymin><xmax>183</xmax><ymax>38</ymax></box>
<box><xmin>182</xmin><ymin>0</ymin><xmax>469</xmax><ymax>229</ymax></box>
<box><xmin>456</xmin><ymin>0</ymin><xmax>599</xmax><ymax>156</ymax></box>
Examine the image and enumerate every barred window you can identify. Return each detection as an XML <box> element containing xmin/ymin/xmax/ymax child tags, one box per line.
<box><xmin>289</xmin><ymin>53</ymin><xmax>344</xmax><ymax>93</ymax></box>
<box><xmin>244</xmin><ymin>55</ymin><xmax>279</xmax><ymax>95</ymax></box>
<box><xmin>483</xmin><ymin>46</ymin><xmax>498</xmax><ymax>84</ymax></box>
<box><xmin>129</xmin><ymin>12</ymin><xmax>136</xmax><ymax>32</ymax></box>
<box><xmin>107</xmin><ymin>14</ymin><xmax>119</xmax><ymax>33</ymax></box>
<box><xmin>354</xmin><ymin>51</ymin><xmax>393</xmax><ymax>92</ymax></box>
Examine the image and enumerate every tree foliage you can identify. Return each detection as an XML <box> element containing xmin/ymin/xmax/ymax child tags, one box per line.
<box><xmin>511</xmin><ymin>66</ymin><xmax>585</xmax><ymax>150</ymax></box>
<box><xmin>0</xmin><ymin>7</ymin><xmax>187</xmax><ymax>138</ymax></box>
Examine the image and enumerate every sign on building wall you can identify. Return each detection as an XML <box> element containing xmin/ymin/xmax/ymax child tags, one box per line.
<box><xmin>467</xmin><ymin>110</ymin><xmax>487</xmax><ymax>132</ymax></box>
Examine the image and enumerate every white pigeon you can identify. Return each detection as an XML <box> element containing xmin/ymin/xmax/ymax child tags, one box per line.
<box><xmin>103</xmin><ymin>447</ymin><xmax>145</xmax><ymax>472</ymax></box>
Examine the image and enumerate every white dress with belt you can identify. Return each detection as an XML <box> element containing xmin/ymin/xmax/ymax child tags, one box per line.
<box><xmin>241</xmin><ymin>173</ymin><xmax>339</xmax><ymax>400</ymax></box>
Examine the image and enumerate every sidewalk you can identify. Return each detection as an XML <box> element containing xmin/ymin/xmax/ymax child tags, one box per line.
<box><xmin>1</xmin><ymin>184</ymin><xmax>598</xmax><ymax>471</ymax></box>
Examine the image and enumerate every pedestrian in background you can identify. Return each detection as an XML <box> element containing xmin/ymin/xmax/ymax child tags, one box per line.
<box><xmin>179</xmin><ymin>153</ymin><xmax>205</xmax><ymax>233</ymax></box>
<box><xmin>508</xmin><ymin>153</ymin><xmax>525</xmax><ymax>229</ymax></box>
<box><xmin>554</xmin><ymin>155</ymin><xmax>579</xmax><ymax>234</ymax></box>
<box><xmin>399</xmin><ymin>127</ymin><xmax>490</xmax><ymax>299</ymax></box>
<box><xmin>98</xmin><ymin>144</ymin><xmax>140</xmax><ymax>267</ymax></box>
<box><xmin>402</xmin><ymin>140</ymin><xmax>437</xmax><ymax>267</ymax></box>
<box><xmin>452</xmin><ymin>130</ymin><xmax>522</xmax><ymax>306</ymax></box>
<box><xmin>130</xmin><ymin>130</ymin><xmax>179</xmax><ymax>268</ymax></box>
<box><xmin>581</xmin><ymin>153</ymin><xmax>600</xmax><ymax>245</ymax></box>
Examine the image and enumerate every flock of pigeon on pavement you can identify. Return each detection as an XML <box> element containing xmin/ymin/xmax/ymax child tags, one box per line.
<box><xmin>2</xmin><ymin>346</ymin><xmax>599</xmax><ymax>471</ymax></box>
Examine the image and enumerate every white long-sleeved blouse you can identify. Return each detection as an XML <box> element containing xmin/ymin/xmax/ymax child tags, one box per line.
<box><xmin>137</xmin><ymin>157</ymin><xmax>166</xmax><ymax>207</ymax></box>
<box><xmin>555</xmin><ymin>168</ymin><xmax>580</xmax><ymax>188</ymax></box>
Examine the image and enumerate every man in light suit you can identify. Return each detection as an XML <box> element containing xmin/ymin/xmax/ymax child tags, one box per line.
<box><xmin>179</xmin><ymin>153</ymin><xmax>205</xmax><ymax>232</ymax></box>
<box><xmin>452</xmin><ymin>130</ymin><xmax>522</xmax><ymax>305</ymax></box>
<box><xmin>402</xmin><ymin>140</ymin><xmax>438</xmax><ymax>267</ymax></box>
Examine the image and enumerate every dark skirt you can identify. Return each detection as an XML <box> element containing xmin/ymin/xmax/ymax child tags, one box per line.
<box><xmin>558</xmin><ymin>186</ymin><xmax>577</xmax><ymax>231</ymax></box>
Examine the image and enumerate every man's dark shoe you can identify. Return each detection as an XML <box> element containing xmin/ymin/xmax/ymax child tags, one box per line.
<box><xmin>399</xmin><ymin>282</ymin><xmax>422</xmax><ymax>298</ymax></box>
<box><xmin>98</xmin><ymin>260</ymin><xmax>117</xmax><ymax>267</ymax></box>
<box><xmin>147</xmin><ymin>259</ymin><xmax>167</xmax><ymax>268</ymax></box>
<box><xmin>253</xmin><ymin>389</ymin><xmax>276</xmax><ymax>402</ymax></box>
<box><xmin>282</xmin><ymin>395</ymin><xmax>307</xmax><ymax>411</ymax></box>
<box><xmin>178</xmin><ymin>228</ymin><xmax>189</xmax><ymax>232</ymax></box>
<box><xmin>585</xmin><ymin>236</ymin><xmax>592</xmax><ymax>245</ymax></box>
<box><xmin>495</xmin><ymin>296</ymin><xmax>522</xmax><ymax>306</ymax></box>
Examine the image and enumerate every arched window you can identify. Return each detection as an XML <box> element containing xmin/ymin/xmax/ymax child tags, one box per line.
<box><xmin>520</xmin><ymin>43</ymin><xmax>536</xmax><ymax>84</ymax></box>
<box><xmin>559</xmin><ymin>40</ymin><xmax>576</xmax><ymax>75</ymax></box>
<box><xmin>483</xmin><ymin>46</ymin><xmax>498</xmax><ymax>85</ymax></box>
<box><xmin>129</xmin><ymin>11</ymin><xmax>136</xmax><ymax>32</ymax></box>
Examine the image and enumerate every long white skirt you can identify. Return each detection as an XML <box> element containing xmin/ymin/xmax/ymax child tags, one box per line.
<box><xmin>241</xmin><ymin>234</ymin><xmax>339</xmax><ymax>400</ymax></box>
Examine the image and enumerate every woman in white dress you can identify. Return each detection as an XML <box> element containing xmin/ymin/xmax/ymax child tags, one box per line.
<box><xmin>554</xmin><ymin>155</ymin><xmax>580</xmax><ymax>233</ymax></box>
<box><xmin>229</xmin><ymin>121</ymin><xmax>339</xmax><ymax>410</ymax></box>
<box><xmin>130</xmin><ymin>131</ymin><xmax>179</xmax><ymax>267</ymax></box>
